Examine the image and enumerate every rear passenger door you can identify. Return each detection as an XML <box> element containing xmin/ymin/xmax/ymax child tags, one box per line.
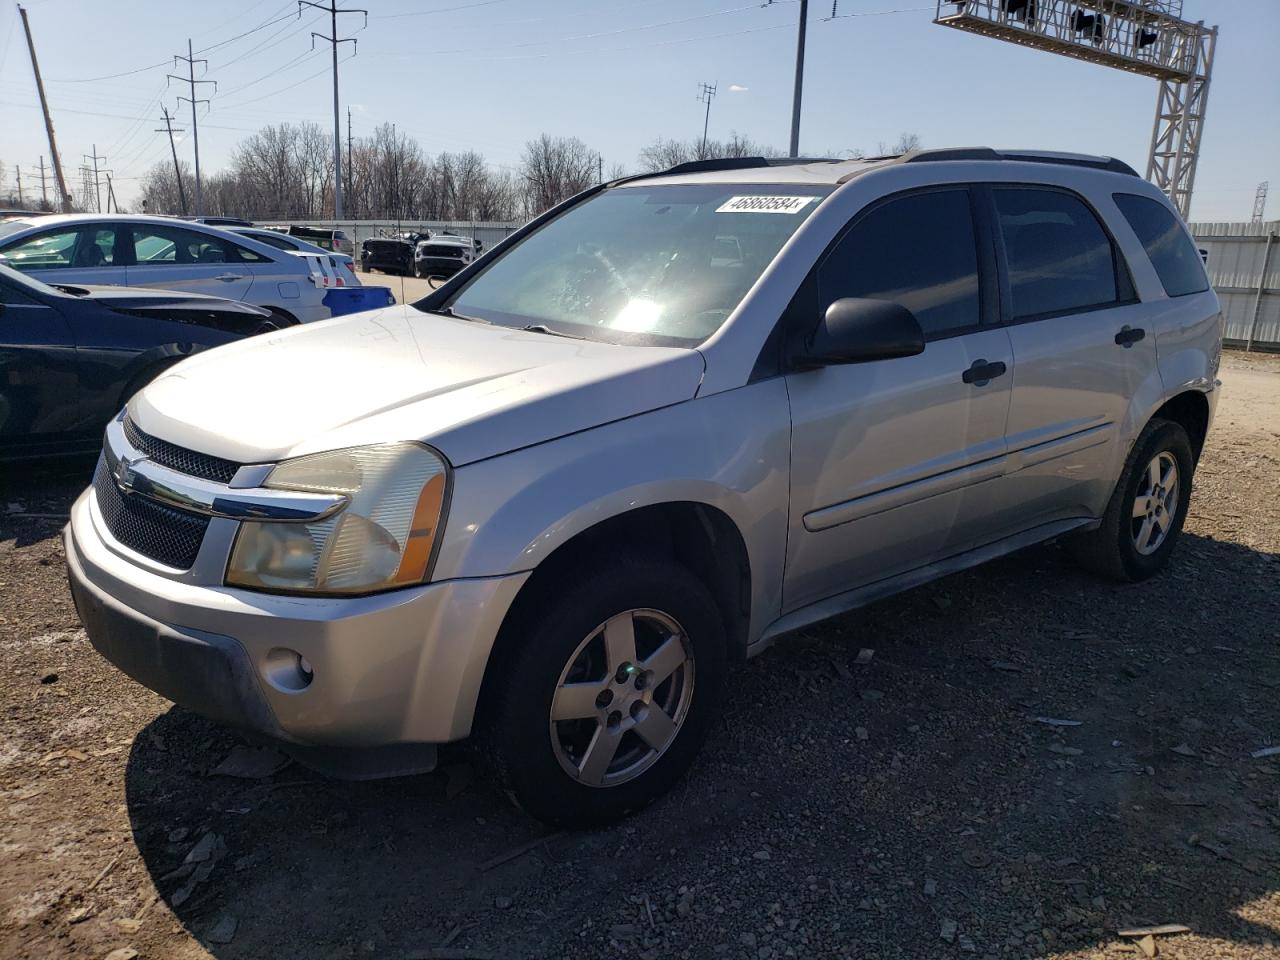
<box><xmin>783</xmin><ymin>187</ymin><xmax>1014</xmax><ymax>611</ymax></box>
<box><xmin>984</xmin><ymin>186</ymin><xmax>1160</xmax><ymax>536</ymax></box>
<box><xmin>124</xmin><ymin>224</ymin><xmax>253</xmax><ymax>300</ymax></box>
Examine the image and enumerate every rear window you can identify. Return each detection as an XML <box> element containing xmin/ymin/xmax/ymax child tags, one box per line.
<box><xmin>994</xmin><ymin>188</ymin><xmax>1121</xmax><ymax>320</ymax></box>
<box><xmin>1112</xmin><ymin>193</ymin><xmax>1209</xmax><ymax>298</ymax></box>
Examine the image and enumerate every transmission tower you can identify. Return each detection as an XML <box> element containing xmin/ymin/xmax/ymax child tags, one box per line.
<box><xmin>170</xmin><ymin>40</ymin><xmax>215</xmax><ymax>216</ymax></box>
<box><xmin>933</xmin><ymin>0</ymin><xmax>1217</xmax><ymax>219</ymax></box>
<box><xmin>83</xmin><ymin>145</ymin><xmax>106</xmax><ymax>213</ymax></box>
<box><xmin>1253</xmin><ymin>181</ymin><xmax>1269</xmax><ymax>224</ymax></box>
<box><xmin>697</xmin><ymin>82</ymin><xmax>717</xmax><ymax>158</ymax></box>
<box><xmin>299</xmin><ymin>0</ymin><xmax>367</xmax><ymax>220</ymax></box>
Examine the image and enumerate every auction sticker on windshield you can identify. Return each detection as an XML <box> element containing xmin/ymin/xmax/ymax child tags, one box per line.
<box><xmin>715</xmin><ymin>195</ymin><xmax>817</xmax><ymax>214</ymax></box>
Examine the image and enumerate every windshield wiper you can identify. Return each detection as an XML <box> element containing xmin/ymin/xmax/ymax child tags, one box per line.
<box><xmin>522</xmin><ymin>323</ymin><xmax>584</xmax><ymax>340</ymax></box>
<box><xmin>434</xmin><ymin>306</ymin><xmax>488</xmax><ymax>324</ymax></box>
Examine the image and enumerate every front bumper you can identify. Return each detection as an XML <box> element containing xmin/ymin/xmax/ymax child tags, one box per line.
<box><xmin>65</xmin><ymin>489</ymin><xmax>528</xmax><ymax>777</ymax></box>
<box><xmin>414</xmin><ymin>258</ymin><xmax>464</xmax><ymax>277</ymax></box>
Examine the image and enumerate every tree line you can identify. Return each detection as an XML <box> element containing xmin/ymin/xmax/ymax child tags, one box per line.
<box><xmin>127</xmin><ymin>125</ymin><xmax>920</xmax><ymax>223</ymax></box>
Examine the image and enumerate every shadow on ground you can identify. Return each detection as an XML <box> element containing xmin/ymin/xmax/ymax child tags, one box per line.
<box><xmin>122</xmin><ymin>532</ymin><xmax>1280</xmax><ymax>959</ymax></box>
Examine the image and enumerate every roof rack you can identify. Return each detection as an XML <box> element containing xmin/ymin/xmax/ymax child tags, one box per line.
<box><xmin>900</xmin><ymin>147</ymin><xmax>1139</xmax><ymax>177</ymax></box>
<box><xmin>659</xmin><ymin>156</ymin><xmax>840</xmax><ymax>176</ymax></box>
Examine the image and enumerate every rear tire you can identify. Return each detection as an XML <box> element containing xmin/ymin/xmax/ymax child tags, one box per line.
<box><xmin>477</xmin><ymin>556</ymin><xmax>727</xmax><ymax>828</ymax></box>
<box><xmin>1065</xmin><ymin>418</ymin><xmax>1195</xmax><ymax>582</ymax></box>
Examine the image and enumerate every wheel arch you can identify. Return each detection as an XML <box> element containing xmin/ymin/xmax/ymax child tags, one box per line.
<box><xmin>1150</xmin><ymin>389</ymin><xmax>1210</xmax><ymax>461</ymax></box>
<box><xmin>473</xmin><ymin>500</ymin><xmax>753</xmax><ymax>728</ymax></box>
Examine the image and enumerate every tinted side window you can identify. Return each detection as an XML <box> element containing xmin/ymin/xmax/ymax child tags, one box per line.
<box><xmin>994</xmin><ymin>188</ymin><xmax>1119</xmax><ymax>320</ymax></box>
<box><xmin>1113</xmin><ymin>193</ymin><xmax>1208</xmax><ymax>297</ymax></box>
<box><xmin>818</xmin><ymin>189</ymin><xmax>981</xmax><ymax>338</ymax></box>
<box><xmin>1</xmin><ymin>228</ymin><xmax>80</xmax><ymax>270</ymax></box>
<box><xmin>132</xmin><ymin>226</ymin><xmax>236</xmax><ymax>265</ymax></box>
<box><xmin>230</xmin><ymin>242</ymin><xmax>270</xmax><ymax>263</ymax></box>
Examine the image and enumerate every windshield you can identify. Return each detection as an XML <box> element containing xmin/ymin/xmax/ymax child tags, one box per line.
<box><xmin>434</xmin><ymin>183</ymin><xmax>830</xmax><ymax>345</ymax></box>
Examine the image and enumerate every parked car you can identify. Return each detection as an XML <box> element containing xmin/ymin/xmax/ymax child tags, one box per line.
<box><xmin>229</xmin><ymin>226</ymin><xmax>360</xmax><ymax>287</ymax></box>
<box><xmin>64</xmin><ymin>148</ymin><xmax>1222</xmax><ymax>827</ymax></box>
<box><xmin>261</xmin><ymin>224</ymin><xmax>353</xmax><ymax>256</ymax></box>
<box><xmin>0</xmin><ymin>214</ymin><xmax>336</xmax><ymax>325</ymax></box>
<box><xmin>182</xmin><ymin>216</ymin><xmax>255</xmax><ymax>228</ymax></box>
<box><xmin>1</xmin><ymin>208</ymin><xmax>49</xmax><ymax>223</ymax></box>
<box><xmin>0</xmin><ymin>262</ymin><xmax>273</xmax><ymax>460</ymax></box>
<box><xmin>360</xmin><ymin>232</ymin><xmax>426</xmax><ymax>276</ymax></box>
<box><xmin>414</xmin><ymin>234</ymin><xmax>479</xmax><ymax>279</ymax></box>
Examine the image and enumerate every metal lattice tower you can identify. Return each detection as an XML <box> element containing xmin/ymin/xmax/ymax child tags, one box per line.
<box><xmin>1252</xmin><ymin>181</ymin><xmax>1269</xmax><ymax>224</ymax></box>
<box><xmin>934</xmin><ymin>0</ymin><xmax>1217</xmax><ymax>219</ymax></box>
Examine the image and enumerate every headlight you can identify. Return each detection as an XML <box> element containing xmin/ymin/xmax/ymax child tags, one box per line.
<box><xmin>226</xmin><ymin>442</ymin><xmax>448</xmax><ymax>595</ymax></box>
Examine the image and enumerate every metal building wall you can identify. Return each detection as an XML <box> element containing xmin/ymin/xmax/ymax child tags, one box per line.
<box><xmin>1189</xmin><ymin>220</ymin><xmax>1280</xmax><ymax>350</ymax></box>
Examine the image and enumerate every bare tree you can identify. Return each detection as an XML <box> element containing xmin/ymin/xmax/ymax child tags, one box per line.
<box><xmin>637</xmin><ymin>132</ymin><xmax>783</xmax><ymax>173</ymax></box>
<box><xmin>519</xmin><ymin>134</ymin><xmax>598</xmax><ymax>216</ymax></box>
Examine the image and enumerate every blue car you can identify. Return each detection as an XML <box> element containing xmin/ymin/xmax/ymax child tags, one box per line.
<box><xmin>0</xmin><ymin>262</ymin><xmax>275</xmax><ymax>460</ymax></box>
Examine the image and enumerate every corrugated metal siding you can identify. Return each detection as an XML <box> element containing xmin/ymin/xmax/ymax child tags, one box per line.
<box><xmin>1188</xmin><ymin>220</ymin><xmax>1279</xmax><ymax>349</ymax></box>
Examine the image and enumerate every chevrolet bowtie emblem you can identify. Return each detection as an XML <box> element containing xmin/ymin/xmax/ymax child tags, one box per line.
<box><xmin>113</xmin><ymin>455</ymin><xmax>147</xmax><ymax>496</ymax></box>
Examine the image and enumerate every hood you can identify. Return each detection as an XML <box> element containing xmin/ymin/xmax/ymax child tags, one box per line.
<box><xmin>129</xmin><ymin>304</ymin><xmax>705</xmax><ymax>467</ymax></box>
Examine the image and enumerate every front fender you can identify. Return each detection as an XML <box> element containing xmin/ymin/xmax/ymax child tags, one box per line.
<box><xmin>433</xmin><ymin>379</ymin><xmax>793</xmax><ymax>645</ymax></box>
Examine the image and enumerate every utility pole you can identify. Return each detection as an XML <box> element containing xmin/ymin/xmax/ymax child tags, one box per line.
<box><xmin>170</xmin><ymin>40</ymin><xmax>215</xmax><ymax>215</ymax></box>
<box><xmin>300</xmin><ymin>0</ymin><xmax>367</xmax><ymax>220</ymax></box>
<box><xmin>17</xmin><ymin>6</ymin><xmax>72</xmax><ymax>211</ymax></box>
<box><xmin>156</xmin><ymin>107</ymin><xmax>188</xmax><ymax>216</ymax></box>
<box><xmin>346</xmin><ymin>106</ymin><xmax>354</xmax><ymax>214</ymax></box>
<box><xmin>83</xmin><ymin>145</ymin><xmax>106</xmax><ymax>213</ymax></box>
<box><xmin>697</xmin><ymin>82</ymin><xmax>717</xmax><ymax>159</ymax></box>
<box><xmin>789</xmin><ymin>0</ymin><xmax>809</xmax><ymax>157</ymax></box>
<box><xmin>598</xmin><ymin>153</ymin><xmax>603</xmax><ymax>185</ymax></box>
<box><xmin>105</xmin><ymin>173</ymin><xmax>118</xmax><ymax>214</ymax></box>
<box><xmin>15</xmin><ymin>167</ymin><xmax>22</xmax><ymax>206</ymax></box>
<box><xmin>38</xmin><ymin>156</ymin><xmax>48</xmax><ymax>209</ymax></box>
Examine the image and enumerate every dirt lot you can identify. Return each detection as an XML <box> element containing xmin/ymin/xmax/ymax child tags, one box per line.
<box><xmin>1</xmin><ymin>352</ymin><xmax>1278</xmax><ymax>960</ymax></box>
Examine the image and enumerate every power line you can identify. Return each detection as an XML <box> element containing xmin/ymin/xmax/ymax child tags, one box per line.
<box><xmin>379</xmin><ymin>0</ymin><xmax>518</xmax><ymax>19</ymax></box>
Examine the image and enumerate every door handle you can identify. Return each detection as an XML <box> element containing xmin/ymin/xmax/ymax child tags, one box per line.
<box><xmin>213</xmin><ymin>273</ymin><xmax>243</xmax><ymax>282</ymax></box>
<box><xmin>1115</xmin><ymin>325</ymin><xmax>1146</xmax><ymax>347</ymax></box>
<box><xmin>962</xmin><ymin>359</ymin><xmax>1007</xmax><ymax>386</ymax></box>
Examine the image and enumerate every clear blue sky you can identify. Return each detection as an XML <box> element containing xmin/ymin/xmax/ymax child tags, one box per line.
<box><xmin>0</xmin><ymin>0</ymin><xmax>1275</xmax><ymax>221</ymax></box>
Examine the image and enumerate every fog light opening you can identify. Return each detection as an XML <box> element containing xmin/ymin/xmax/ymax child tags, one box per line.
<box><xmin>264</xmin><ymin>647</ymin><xmax>314</xmax><ymax>693</ymax></box>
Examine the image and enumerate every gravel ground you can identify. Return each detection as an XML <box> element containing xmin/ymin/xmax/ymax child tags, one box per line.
<box><xmin>1</xmin><ymin>351</ymin><xmax>1277</xmax><ymax>960</ymax></box>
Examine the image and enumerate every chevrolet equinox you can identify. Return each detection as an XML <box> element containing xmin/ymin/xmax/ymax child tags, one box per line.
<box><xmin>65</xmin><ymin>148</ymin><xmax>1223</xmax><ymax>826</ymax></box>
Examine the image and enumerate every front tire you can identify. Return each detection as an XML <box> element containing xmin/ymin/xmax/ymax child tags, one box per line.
<box><xmin>479</xmin><ymin>556</ymin><xmax>727</xmax><ymax>827</ymax></box>
<box><xmin>1066</xmin><ymin>418</ymin><xmax>1195</xmax><ymax>582</ymax></box>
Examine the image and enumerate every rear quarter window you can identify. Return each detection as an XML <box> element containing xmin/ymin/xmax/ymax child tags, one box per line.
<box><xmin>1112</xmin><ymin>193</ymin><xmax>1209</xmax><ymax>298</ymax></box>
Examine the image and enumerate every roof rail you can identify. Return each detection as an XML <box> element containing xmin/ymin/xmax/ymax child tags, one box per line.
<box><xmin>999</xmin><ymin>150</ymin><xmax>1140</xmax><ymax>177</ymax></box>
<box><xmin>893</xmin><ymin>146</ymin><xmax>1138</xmax><ymax>177</ymax></box>
<box><xmin>658</xmin><ymin>156</ymin><xmax>840</xmax><ymax>176</ymax></box>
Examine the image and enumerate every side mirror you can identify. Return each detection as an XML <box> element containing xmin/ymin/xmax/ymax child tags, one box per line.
<box><xmin>426</xmin><ymin>275</ymin><xmax>449</xmax><ymax>290</ymax></box>
<box><xmin>1198</xmin><ymin>247</ymin><xmax>1209</xmax><ymax>265</ymax></box>
<box><xmin>799</xmin><ymin>297</ymin><xmax>925</xmax><ymax>367</ymax></box>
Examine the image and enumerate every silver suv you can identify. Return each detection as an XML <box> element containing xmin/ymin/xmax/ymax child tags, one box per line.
<box><xmin>65</xmin><ymin>148</ymin><xmax>1222</xmax><ymax>826</ymax></box>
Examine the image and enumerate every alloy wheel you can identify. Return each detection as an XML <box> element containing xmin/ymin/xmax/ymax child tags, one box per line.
<box><xmin>548</xmin><ymin>608</ymin><xmax>694</xmax><ymax>788</ymax></box>
<box><xmin>1131</xmin><ymin>450</ymin><xmax>1180</xmax><ymax>555</ymax></box>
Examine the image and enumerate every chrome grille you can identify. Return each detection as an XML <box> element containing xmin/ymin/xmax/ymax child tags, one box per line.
<box><xmin>94</xmin><ymin>449</ymin><xmax>209</xmax><ymax>570</ymax></box>
<box><xmin>123</xmin><ymin>414</ymin><xmax>239</xmax><ymax>484</ymax></box>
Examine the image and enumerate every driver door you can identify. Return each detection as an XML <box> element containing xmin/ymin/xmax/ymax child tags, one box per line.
<box><xmin>782</xmin><ymin>186</ymin><xmax>1014</xmax><ymax>611</ymax></box>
